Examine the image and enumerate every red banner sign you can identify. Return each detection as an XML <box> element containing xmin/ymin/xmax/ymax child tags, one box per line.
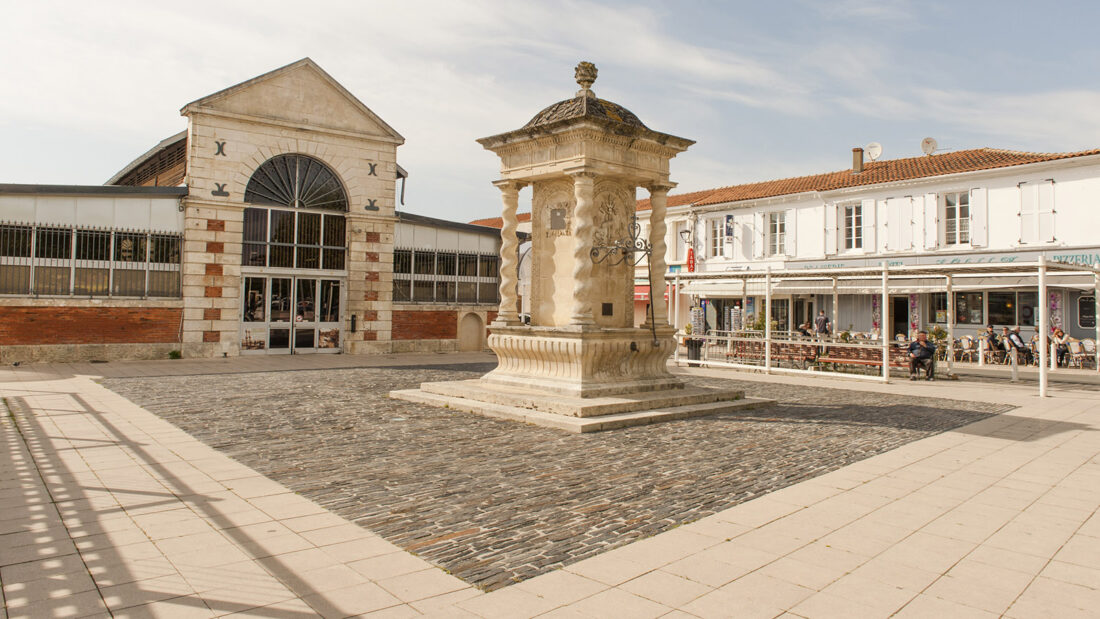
<box><xmin>687</xmin><ymin>248</ymin><xmax>695</xmax><ymax>272</ymax></box>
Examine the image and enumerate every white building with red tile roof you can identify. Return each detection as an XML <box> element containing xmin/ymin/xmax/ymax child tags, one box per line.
<box><xmin>472</xmin><ymin>146</ymin><xmax>1100</xmax><ymax>340</ymax></box>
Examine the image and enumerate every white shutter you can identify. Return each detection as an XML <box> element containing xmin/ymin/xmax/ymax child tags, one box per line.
<box><xmin>785</xmin><ymin>208</ymin><xmax>797</xmax><ymax>256</ymax></box>
<box><xmin>824</xmin><ymin>203</ymin><xmax>838</xmax><ymax>255</ymax></box>
<box><xmin>878</xmin><ymin>200</ymin><xmax>889</xmax><ymax>252</ymax></box>
<box><xmin>722</xmin><ymin>215</ymin><xmax>733</xmax><ymax>258</ymax></box>
<box><xmin>740</xmin><ymin>219</ymin><xmax>753</xmax><ymax>260</ymax></box>
<box><xmin>753</xmin><ymin>212</ymin><xmax>765</xmax><ymax>259</ymax></box>
<box><xmin>912</xmin><ymin>197</ymin><xmax>924</xmax><ymax>250</ymax></box>
<box><xmin>886</xmin><ymin>198</ymin><xmax>902</xmax><ymax>251</ymax></box>
<box><xmin>1020</xmin><ymin>183</ymin><xmax>1038</xmax><ymax>244</ymax></box>
<box><xmin>1038</xmin><ymin>179</ymin><xmax>1055</xmax><ymax>242</ymax></box>
<box><xmin>970</xmin><ymin>187</ymin><xmax>988</xmax><ymax>247</ymax></box>
<box><xmin>861</xmin><ymin>199</ymin><xmax>876</xmax><ymax>252</ymax></box>
<box><xmin>923</xmin><ymin>193</ymin><xmax>938</xmax><ymax>249</ymax></box>
<box><xmin>900</xmin><ymin>197</ymin><xmax>914</xmax><ymax>250</ymax></box>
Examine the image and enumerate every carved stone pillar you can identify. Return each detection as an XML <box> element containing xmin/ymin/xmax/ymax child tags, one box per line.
<box><xmin>493</xmin><ymin>180</ymin><xmax>525</xmax><ymax>325</ymax></box>
<box><xmin>645</xmin><ymin>182</ymin><xmax>675</xmax><ymax>326</ymax></box>
<box><xmin>569</xmin><ymin>170</ymin><xmax>597</xmax><ymax>325</ymax></box>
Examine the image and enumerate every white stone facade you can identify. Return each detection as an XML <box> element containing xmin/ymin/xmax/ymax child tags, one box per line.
<box><xmin>178</xmin><ymin>59</ymin><xmax>403</xmax><ymax>357</ymax></box>
<box><xmin>640</xmin><ymin>150</ymin><xmax>1100</xmax><ymax>339</ymax></box>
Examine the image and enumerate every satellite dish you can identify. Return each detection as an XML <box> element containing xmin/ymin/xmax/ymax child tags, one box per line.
<box><xmin>865</xmin><ymin>142</ymin><xmax>883</xmax><ymax>162</ymax></box>
<box><xmin>921</xmin><ymin>137</ymin><xmax>938</xmax><ymax>155</ymax></box>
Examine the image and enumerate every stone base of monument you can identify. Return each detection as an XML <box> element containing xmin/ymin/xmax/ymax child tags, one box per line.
<box><xmin>389</xmin><ymin>380</ymin><xmax>774</xmax><ymax>433</ymax></box>
<box><xmin>479</xmin><ymin>324</ymin><xmax>690</xmax><ymax>398</ymax></box>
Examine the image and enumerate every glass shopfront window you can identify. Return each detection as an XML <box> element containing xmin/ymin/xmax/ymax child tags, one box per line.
<box><xmin>931</xmin><ymin>293</ymin><xmax>947</xmax><ymax>323</ymax></box>
<box><xmin>1018</xmin><ymin>292</ymin><xmax>1038</xmax><ymax>326</ymax></box>
<box><xmin>1080</xmin><ymin>296</ymin><xmax>1096</xmax><ymax>329</ymax></box>
<box><xmin>988</xmin><ymin>292</ymin><xmax>1015</xmax><ymax>326</ymax></box>
<box><xmin>955</xmin><ymin>292</ymin><xmax>984</xmax><ymax>325</ymax></box>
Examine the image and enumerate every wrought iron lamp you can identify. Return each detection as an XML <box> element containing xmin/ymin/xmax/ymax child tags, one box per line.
<box><xmin>590</xmin><ymin>215</ymin><xmax>660</xmax><ymax>346</ymax></box>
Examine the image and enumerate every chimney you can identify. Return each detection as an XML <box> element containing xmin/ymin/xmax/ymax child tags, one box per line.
<box><xmin>852</xmin><ymin>147</ymin><xmax>864</xmax><ymax>174</ymax></box>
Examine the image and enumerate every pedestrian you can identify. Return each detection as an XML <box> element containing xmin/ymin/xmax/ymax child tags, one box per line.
<box><xmin>908</xmin><ymin>330</ymin><xmax>936</xmax><ymax>381</ymax></box>
<box><xmin>814</xmin><ymin>310</ymin><xmax>831</xmax><ymax>336</ymax></box>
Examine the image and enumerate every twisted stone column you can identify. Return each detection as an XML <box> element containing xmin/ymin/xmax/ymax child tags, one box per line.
<box><xmin>493</xmin><ymin>180</ymin><xmax>525</xmax><ymax>325</ymax></box>
<box><xmin>569</xmin><ymin>171</ymin><xmax>597</xmax><ymax>325</ymax></box>
<box><xmin>645</xmin><ymin>182</ymin><xmax>675</xmax><ymax>326</ymax></box>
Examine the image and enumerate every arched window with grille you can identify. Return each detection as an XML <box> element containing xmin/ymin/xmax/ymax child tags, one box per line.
<box><xmin>242</xmin><ymin>155</ymin><xmax>348</xmax><ymax>270</ymax></box>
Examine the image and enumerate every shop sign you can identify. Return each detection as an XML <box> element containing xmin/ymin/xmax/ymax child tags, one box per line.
<box><xmin>687</xmin><ymin>248</ymin><xmax>695</xmax><ymax>272</ymax></box>
<box><xmin>790</xmin><ymin>248</ymin><xmax>1100</xmax><ymax>271</ymax></box>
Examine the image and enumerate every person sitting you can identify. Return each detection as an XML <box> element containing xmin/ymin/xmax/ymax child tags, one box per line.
<box><xmin>983</xmin><ymin>325</ymin><xmax>1000</xmax><ymax>360</ymax></box>
<box><xmin>908</xmin><ymin>330</ymin><xmax>937</xmax><ymax>381</ymax></box>
<box><xmin>797</xmin><ymin>322</ymin><xmax>813</xmax><ymax>337</ymax></box>
<box><xmin>1052</xmin><ymin>328</ymin><xmax>1071</xmax><ymax>367</ymax></box>
<box><xmin>1008</xmin><ymin>326</ymin><xmax>1033</xmax><ymax>365</ymax></box>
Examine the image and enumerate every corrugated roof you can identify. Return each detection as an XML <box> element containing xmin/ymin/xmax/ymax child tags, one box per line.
<box><xmin>106</xmin><ymin>131</ymin><xmax>187</xmax><ymax>185</ymax></box>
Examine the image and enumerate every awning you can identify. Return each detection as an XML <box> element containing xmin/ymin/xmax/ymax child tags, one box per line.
<box><xmin>680</xmin><ymin>274</ymin><xmax>1096</xmax><ymax>297</ymax></box>
<box><xmin>634</xmin><ymin>285</ymin><xmax>669</xmax><ymax>301</ymax></box>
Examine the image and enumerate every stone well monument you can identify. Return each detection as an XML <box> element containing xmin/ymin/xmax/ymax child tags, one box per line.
<box><xmin>391</xmin><ymin>62</ymin><xmax>770</xmax><ymax>432</ymax></box>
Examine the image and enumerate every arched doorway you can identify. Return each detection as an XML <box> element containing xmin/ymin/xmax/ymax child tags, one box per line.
<box><xmin>457</xmin><ymin>312</ymin><xmax>485</xmax><ymax>351</ymax></box>
<box><xmin>239</xmin><ymin>154</ymin><xmax>348</xmax><ymax>354</ymax></box>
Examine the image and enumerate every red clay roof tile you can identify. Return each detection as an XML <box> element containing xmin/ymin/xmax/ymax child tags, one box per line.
<box><xmin>469</xmin><ymin>147</ymin><xmax>1100</xmax><ymax>227</ymax></box>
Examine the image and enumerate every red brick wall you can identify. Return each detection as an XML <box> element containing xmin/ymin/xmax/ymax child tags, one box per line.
<box><xmin>392</xmin><ymin>310</ymin><xmax>457</xmax><ymax>340</ymax></box>
<box><xmin>0</xmin><ymin>307</ymin><xmax>182</xmax><ymax>345</ymax></box>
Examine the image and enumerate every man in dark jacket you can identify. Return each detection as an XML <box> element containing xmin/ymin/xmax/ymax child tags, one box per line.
<box><xmin>908</xmin><ymin>330</ymin><xmax>936</xmax><ymax>381</ymax></box>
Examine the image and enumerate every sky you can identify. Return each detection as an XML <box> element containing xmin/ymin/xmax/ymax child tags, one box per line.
<box><xmin>2</xmin><ymin>0</ymin><xmax>1099</xmax><ymax>222</ymax></box>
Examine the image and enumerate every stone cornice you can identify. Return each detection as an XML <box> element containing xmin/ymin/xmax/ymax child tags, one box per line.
<box><xmin>479</xmin><ymin>117</ymin><xmax>693</xmax><ymax>153</ymax></box>
<box><xmin>186</xmin><ymin>109</ymin><xmax>404</xmax><ymax>145</ymax></box>
<box><xmin>485</xmin><ymin>125</ymin><xmax>690</xmax><ymax>159</ymax></box>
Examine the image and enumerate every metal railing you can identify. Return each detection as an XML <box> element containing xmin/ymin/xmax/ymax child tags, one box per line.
<box><xmin>674</xmin><ymin>330</ymin><xmax>912</xmax><ymax>381</ymax></box>
<box><xmin>0</xmin><ymin>222</ymin><xmax>182</xmax><ymax>297</ymax></box>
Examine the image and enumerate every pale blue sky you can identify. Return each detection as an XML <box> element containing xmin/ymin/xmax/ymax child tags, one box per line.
<box><xmin>1</xmin><ymin>0</ymin><xmax>1097</xmax><ymax>221</ymax></box>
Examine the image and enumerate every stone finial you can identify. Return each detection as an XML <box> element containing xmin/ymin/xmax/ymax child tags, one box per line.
<box><xmin>575</xmin><ymin>61</ymin><xmax>597</xmax><ymax>98</ymax></box>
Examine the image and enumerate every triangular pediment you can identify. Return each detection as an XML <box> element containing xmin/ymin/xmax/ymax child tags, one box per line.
<box><xmin>181</xmin><ymin>58</ymin><xmax>404</xmax><ymax>143</ymax></box>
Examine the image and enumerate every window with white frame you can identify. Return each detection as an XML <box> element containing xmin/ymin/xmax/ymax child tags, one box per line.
<box><xmin>768</xmin><ymin>212</ymin><xmax>786</xmax><ymax>256</ymax></box>
<box><xmin>708</xmin><ymin>218</ymin><xmax>723</xmax><ymax>258</ymax></box>
<box><xmin>842</xmin><ymin>203</ymin><xmax>862</xmax><ymax>250</ymax></box>
<box><xmin>944</xmin><ymin>191</ymin><xmax>970</xmax><ymax>245</ymax></box>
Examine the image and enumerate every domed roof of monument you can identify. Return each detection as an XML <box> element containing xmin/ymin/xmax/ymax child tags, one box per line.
<box><xmin>522</xmin><ymin>61</ymin><xmax>648</xmax><ymax>130</ymax></box>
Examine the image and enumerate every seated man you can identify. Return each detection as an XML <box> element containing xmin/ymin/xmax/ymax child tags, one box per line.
<box><xmin>1008</xmin><ymin>326</ymin><xmax>1033</xmax><ymax>365</ymax></box>
<box><xmin>908</xmin><ymin>330</ymin><xmax>937</xmax><ymax>381</ymax></box>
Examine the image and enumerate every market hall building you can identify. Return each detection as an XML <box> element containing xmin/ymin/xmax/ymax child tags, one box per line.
<box><xmin>0</xmin><ymin>59</ymin><xmax>502</xmax><ymax>363</ymax></box>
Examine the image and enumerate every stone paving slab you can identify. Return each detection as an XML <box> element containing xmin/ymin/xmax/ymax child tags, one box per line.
<box><xmin>452</xmin><ymin>373</ymin><xmax>1100</xmax><ymax>618</ymax></box>
<box><xmin>0</xmin><ymin>377</ymin><xmax>474</xmax><ymax>618</ymax></box>
<box><xmin>2</xmin><ymin>354</ymin><xmax>1099</xmax><ymax>617</ymax></box>
<box><xmin>102</xmin><ymin>363</ymin><xmax>1008</xmax><ymax>592</ymax></box>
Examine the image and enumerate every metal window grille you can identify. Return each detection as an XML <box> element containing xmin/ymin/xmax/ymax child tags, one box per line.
<box><xmin>242</xmin><ymin>207</ymin><xmax>346</xmax><ymax>270</ymax></box>
<box><xmin>0</xmin><ymin>222</ymin><xmax>182</xmax><ymax>297</ymax></box>
<box><xmin>392</xmin><ymin>247</ymin><xmax>500</xmax><ymax>305</ymax></box>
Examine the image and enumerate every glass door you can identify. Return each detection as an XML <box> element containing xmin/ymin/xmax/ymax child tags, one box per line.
<box><xmin>269</xmin><ymin>277</ymin><xmax>293</xmax><ymax>353</ymax></box>
<box><xmin>316</xmin><ymin>279</ymin><xmax>342</xmax><ymax>351</ymax></box>
<box><xmin>241</xmin><ymin>276</ymin><xmax>342</xmax><ymax>354</ymax></box>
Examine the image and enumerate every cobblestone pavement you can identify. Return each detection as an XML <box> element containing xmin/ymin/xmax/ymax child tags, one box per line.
<box><xmin>102</xmin><ymin>365</ymin><xmax>1012</xmax><ymax>592</ymax></box>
